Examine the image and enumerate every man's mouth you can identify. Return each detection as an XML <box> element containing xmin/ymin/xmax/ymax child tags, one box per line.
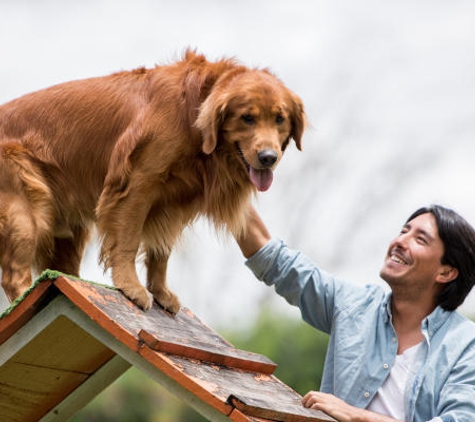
<box><xmin>237</xmin><ymin>144</ymin><xmax>274</xmax><ymax>192</ymax></box>
<box><xmin>389</xmin><ymin>251</ymin><xmax>409</xmax><ymax>265</ymax></box>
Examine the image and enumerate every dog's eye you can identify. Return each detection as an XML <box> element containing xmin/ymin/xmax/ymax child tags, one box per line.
<box><xmin>241</xmin><ymin>114</ymin><xmax>255</xmax><ymax>125</ymax></box>
<box><xmin>275</xmin><ymin>114</ymin><xmax>285</xmax><ymax>125</ymax></box>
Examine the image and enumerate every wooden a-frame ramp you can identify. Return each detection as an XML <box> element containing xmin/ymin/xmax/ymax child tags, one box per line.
<box><xmin>0</xmin><ymin>271</ymin><xmax>334</xmax><ymax>421</ymax></box>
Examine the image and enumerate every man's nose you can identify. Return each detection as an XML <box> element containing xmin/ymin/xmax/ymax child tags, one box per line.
<box><xmin>393</xmin><ymin>233</ymin><xmax>409</xmax><ymax>249</ymax></box>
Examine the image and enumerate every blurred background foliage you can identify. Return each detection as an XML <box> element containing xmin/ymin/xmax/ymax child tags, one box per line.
<box><xmin>71</xmin><ymin>307</ymin><xmax>329</xmax><ymax>421</ymax></box>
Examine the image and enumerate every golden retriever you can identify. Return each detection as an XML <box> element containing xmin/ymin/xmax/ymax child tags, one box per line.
<box><xmin>0</xmin><ymin>50</ymin><xmax>305</xmax><ymax>313</ymax></box>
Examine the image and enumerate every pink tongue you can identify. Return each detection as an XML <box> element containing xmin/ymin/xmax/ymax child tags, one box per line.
<box><xmin>249</xmin><ymin>168</ymin><xmax>274</xmax><ymax>192</ymax></box>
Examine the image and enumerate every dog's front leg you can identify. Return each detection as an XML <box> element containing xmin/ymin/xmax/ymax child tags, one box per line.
<box><xmin>145</xmin><ymin>249</ymin><xmax>181</xmax><ymax>314</ymax></box>
<box><xmin>98</xmin><ymin>198</ymin><xmax>154</xmax><ymax>311</ymax></box>
<box><xmin>111</xmin><ymin>257</ymin><xmax>154</xmax><ymax>311</ymax></box>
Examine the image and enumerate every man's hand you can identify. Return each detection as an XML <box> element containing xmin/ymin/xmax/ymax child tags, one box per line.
<box><xmin>302</xmin><ymin>391</ymin><xmax>404</xmax><ymax>422</ymax></box>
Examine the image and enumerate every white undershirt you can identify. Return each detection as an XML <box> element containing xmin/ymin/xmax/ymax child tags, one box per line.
<box><xmin>367</xmin><ymin>342</ymin><xmax>422</xmax><ymax>419</ymax></box>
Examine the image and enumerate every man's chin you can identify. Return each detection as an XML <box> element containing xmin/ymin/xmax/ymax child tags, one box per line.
<box><xmin>380</xmin><ymin>260</ymin><xmax>409</xmax><ymax>284</ymax></box>
<box><xmin>379</xmin><ymin>268</ymin><xmax>400</xmax><ymax>285</ymax></box>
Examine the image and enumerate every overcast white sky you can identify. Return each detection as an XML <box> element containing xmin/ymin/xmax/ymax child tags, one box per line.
<box><xmin>1</xmin><ymin>0</ymin><xmax>475</xmax><ymax>326</ymax></box>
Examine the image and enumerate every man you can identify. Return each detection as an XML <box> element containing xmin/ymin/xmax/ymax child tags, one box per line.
<box><xmin>235</xmin><ymin>204</ymin><xmax>475</xmax><ymax>422</ymax></box>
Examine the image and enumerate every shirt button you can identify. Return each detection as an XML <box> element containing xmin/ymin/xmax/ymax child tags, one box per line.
<box><xmin>383</xmin><ymin>363</ymin><xmax>389</xmax><ymax>369</ymax></box>
<box><xmin>392</xmin><ymin>337</ymin><xmax>397</xmax><ymax>343</ymax></box>
<box><xmin>364</xmin><ymin>392</ymin><xmax>370</xmax><ymax>398</ymax></box>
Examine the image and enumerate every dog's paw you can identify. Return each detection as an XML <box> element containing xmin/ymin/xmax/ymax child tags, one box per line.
<box><xmin>123</xmin><ymin>286</ymin><xmax>154</xmax><ymax>311</ymax></box>
<box><xmin>153</xmin><ymin>290</ymin><xmax>181</xmax><ymax>315</ymax></box>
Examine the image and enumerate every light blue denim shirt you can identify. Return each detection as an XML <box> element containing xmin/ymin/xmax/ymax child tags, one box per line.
<box><xmin>246</xmin><ymin>238</ymin><xmax>475</xmax><ymax>422</ymax></box>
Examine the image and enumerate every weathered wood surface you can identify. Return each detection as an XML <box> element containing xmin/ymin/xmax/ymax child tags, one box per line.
<box><xmin>0</xmin><ymin>274</ymin><xmax>334</xmax><ymax>422</ymax></box>
<box><xmin>55</xmin><ymin>275</ymin><xmax>277</xmax><ymax>374</ymax></box>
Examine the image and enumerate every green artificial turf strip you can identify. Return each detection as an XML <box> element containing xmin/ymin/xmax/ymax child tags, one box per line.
<box><xmin>0</xmin><ymin>270</ymin><xmax>118</xmax><ymax>320</ymax></box>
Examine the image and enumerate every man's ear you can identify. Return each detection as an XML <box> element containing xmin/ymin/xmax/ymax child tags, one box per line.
<box><xmin>436</xmin><ymin>265</ymin><xmax>459</xmax><ymax>284</ymax></box>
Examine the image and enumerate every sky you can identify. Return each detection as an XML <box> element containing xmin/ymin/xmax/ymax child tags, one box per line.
<box><xmin>1</xmin><ymin>0</ymin><xmax>475</xmax><ymax>327</ymax></box>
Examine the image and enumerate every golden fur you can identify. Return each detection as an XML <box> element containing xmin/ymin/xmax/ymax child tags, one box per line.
<box><xmin>0</xmin><ymin>51</ymin><xmax>305</xmax><ymax>313</ymax></box>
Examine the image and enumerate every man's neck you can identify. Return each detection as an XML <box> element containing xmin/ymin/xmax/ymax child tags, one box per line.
<box><xmin>390</xmin><ymin>296</ymin><xmax>435</xmax><ymax>354</ymax></box>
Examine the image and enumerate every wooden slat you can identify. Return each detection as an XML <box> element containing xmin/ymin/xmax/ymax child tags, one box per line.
<box><xmin>139</xmin><ymin>329</ymin><xmax>276</xmax><ymax>374</ymax></box>
<box><xmin>228</xmin><ymin>395</ymin><xmax>335</xmax><ymax>422</ymax></box>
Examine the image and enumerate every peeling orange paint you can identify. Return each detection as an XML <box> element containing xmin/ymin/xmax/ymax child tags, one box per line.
<box><xmin>254</xmin><ymin>374</ymin><xmax>272</xmax><ymax>383</ymax></box>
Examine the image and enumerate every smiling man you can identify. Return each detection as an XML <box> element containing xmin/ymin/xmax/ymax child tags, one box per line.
<box><xmin>235</xmin><ymin>204</ymin><xmax>475</xmax><ymax>422</ymax></box>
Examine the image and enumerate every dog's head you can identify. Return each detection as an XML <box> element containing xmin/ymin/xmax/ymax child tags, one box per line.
<box><xmin>196</xmin><ymin>69</ymin><xmax>306</xmax><ymax>192</ymax></box>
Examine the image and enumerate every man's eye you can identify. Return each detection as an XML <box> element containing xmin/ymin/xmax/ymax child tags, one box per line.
<box><xmin>241</xmin><ymin>114</ymin><xmax>255</xmax><ymax>125</ymax></box>
<box><xmin>417</xmin><ymin>236</ymin><xmax>428</xmax><ymax>244</ymax></box>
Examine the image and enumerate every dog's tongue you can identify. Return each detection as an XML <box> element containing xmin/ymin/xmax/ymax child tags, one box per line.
<box><xmin>249</xmin><ymin>168</ymin><xmax>274</xmax><ymax>192</ymax></box>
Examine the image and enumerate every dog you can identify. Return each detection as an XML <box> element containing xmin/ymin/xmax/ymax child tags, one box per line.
<box><xmin>0</xmin><ymin>50</ymin><xmax>306</xmax><ymax>313</ymax></box>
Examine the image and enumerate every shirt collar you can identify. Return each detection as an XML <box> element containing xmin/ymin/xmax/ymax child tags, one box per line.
<box><xmin>422</xmin><ymin>305</ymin><xmax>452</xmax><ymax>338</ymax></box>
<box><xmin>381</xmin><ymin>293</ymin><xmax>452</xmax><ymax>336</ymax></box>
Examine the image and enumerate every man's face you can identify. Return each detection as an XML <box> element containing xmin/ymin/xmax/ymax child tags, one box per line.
<box><xmin>380</xmin><ymin>213</ymin><xmax>448</xmax><ymax>294</ymax></box>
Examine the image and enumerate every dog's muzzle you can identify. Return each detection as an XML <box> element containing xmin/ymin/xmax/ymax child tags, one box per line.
<box><xmin>236</xmin><ymin>144</ymin><xmax>275</xmax><ymax>192</ymax></box>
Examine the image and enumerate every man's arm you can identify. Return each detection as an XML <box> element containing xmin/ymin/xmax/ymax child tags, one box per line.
<box><xmin>235</xmin><ymin>205</ymin><xmax>271</xmax><ymax>258</ymax></box>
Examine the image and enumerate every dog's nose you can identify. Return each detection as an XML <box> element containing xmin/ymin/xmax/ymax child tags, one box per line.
<box><xmin>258</xmin><ymin>149</ymin><xmax>278</xmax><ymax>167</ymax></box>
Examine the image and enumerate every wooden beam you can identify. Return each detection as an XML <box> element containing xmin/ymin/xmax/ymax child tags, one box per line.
<box><xmin>40</xmin><ymin>355</ymin><xmax>131</xmax><ymax>421</ymax></box>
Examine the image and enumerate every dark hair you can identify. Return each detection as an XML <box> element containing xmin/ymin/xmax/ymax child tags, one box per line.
<box><xmin>407</xmin><ymin>205</ymin><xmax>475</xmax><ymax>311</ymax></box>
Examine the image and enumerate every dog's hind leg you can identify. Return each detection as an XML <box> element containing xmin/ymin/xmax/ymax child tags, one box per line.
<box><xmin>145</xmin><ymin>249</ymin><xmax>180</xmax><ymax>314</ymax></box>
<box><xmin>0</xmin><ymin>143</ymin><xmax>56</xmax><ymax>300</ymax></box>
<box><xmin>0</xmin><ymin>199</ymin><xmax>37</xmax><ymax>302</ymax></box>
<box><xmin>39</xmin><ymin>225</ymin><xmax>91</xmax><ymax>277</ymax></box>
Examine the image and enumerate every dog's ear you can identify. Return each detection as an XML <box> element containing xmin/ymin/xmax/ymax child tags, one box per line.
<box><xmin>288</xmin><ymin>93</ymin><xmax>306</xmax><ymax>151</ymax></box>
<box><xmin>196</xmin><ymin>93</ymin><xmax>227</xmax><ymax>155</ymax></box>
